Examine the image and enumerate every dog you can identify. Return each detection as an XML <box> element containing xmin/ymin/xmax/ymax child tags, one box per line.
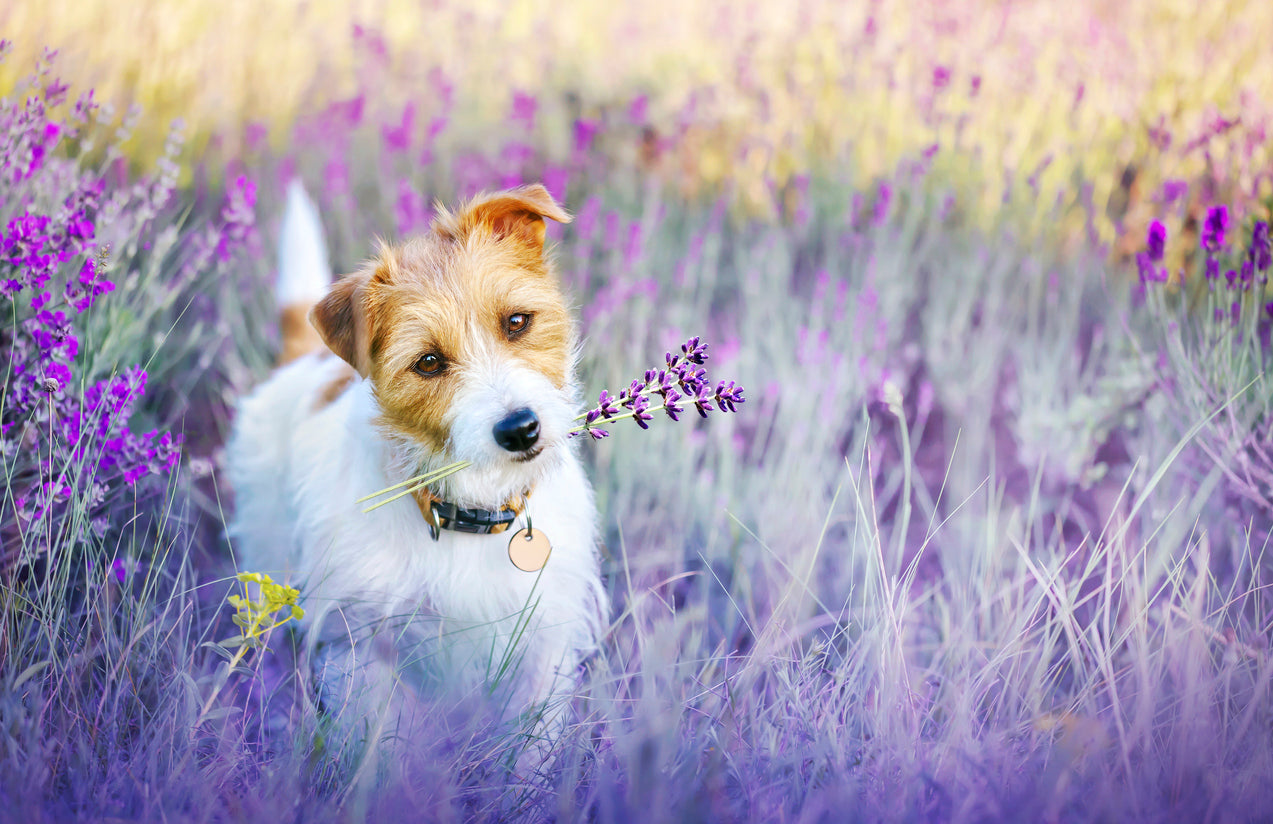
<box><xmin>225</xmin><ymin>181</ymin><xmax>606</xmax><ymax>746</ymax></box>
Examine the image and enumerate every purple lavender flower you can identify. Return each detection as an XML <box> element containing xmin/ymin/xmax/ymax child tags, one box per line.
<box><xmin>1146</xmin><ymin>220</ymin><xmax>1166</xmax><ymax>262</ymax></box>
<box><xmin>873</xmin><ymin>183</ymin><xmax>892</xmax><ymax>226</ymax></box>
<box><xmin>510</xmin><ymin>91</ymin><xmax>537</xmax><ymax>127</ymax></box>
<box><xmin>67</xmin><ymin>258</ymin><xmax>114</xmax><ymax>312</ymax></box>
<box><xmin>594</xmin><ymin>389</ymin><xmax>620</xmax><ymax>419</ymax></box>
<box><xmin>1161</xmin><ymin>180</ymin><xmax>1188</xmax><ymax>205</ymax></box>
<box><xmin>122</xmin><ymin>463</ymin><xmax>148</xmax><ymax>485</ymax></box>
<box><xmin>680</xmin><ymin>336</ymin><xmax>709</xmax><ymax>365</ymax></box>
<box><xmin>662</xmin><ymin>388</ymin><xmax>683</xmax><ymax>421</ymax></box>
<box><xmin>541</xmin><ymin>164</ymin><xmax>569</xmax><ymax>202</ymax></box>
<box><xmin>1202</xmin><ymin>205</ymin><xmax>1229</xmax><ymax>252</ymax></box>
<box><xmin>1135</xmin><ymin>252</ymin><xmax>1155</xmax><ymax>284</ymax></box>
<box><xmin>1205</xmin><ymin>257</ymin><xmax>1220</xmax><ymax>282</ymax></box>
<box><xmin>628</xmin><ymin>94</ymin><xmax>648</xmax><ymax>124</ymax></box>
<box><xmin>573</xmin><ymin>118</ymin><xmax>600</xmax><ymax>155</ymax></box>
<box><xmin>420</xmin><ymin>113</ymin><xmax>447</xmax><ymax>148</ymax></box>
<box><xmin>382</xmin><ymin>102</ymin><xmax>415</xmax><ymax>153</ymax></box>
<box><xmin>713</xmin><ymin>381</ymin><xmax>745</xmax><ymax>412</ymax></box>
<box><xmin>678</xmin><ymin>366</ymin><xmax>708</xmax><ymax>396</ymax></box>
<box><xmin>42</xmin><ymin>361</ymin><xmax>72</xmax><ymax>392</ymax></box>
<box><xmin>324</xmin><ymin>157</ymin><xmax>349</xmax><ymax>198</ymax></box>
<box><xmin>624</xmin><ymin>222</ymin><xmax>644</xmax><ymax>270</ymax></box>
<box><xmin>394</xmin><ymin>180</ymin><xmax>430</xmax><ymax>235</ymax></box>
<box><xmin>216</xmin><ymin>175</ymin><xmax>258</xmax><ymax>261</ymax></box>
<box><xmin>617</xmin><ymin>385</ymin><xmax>638</xmax><ymax>410</ymax></box>
<box><xmin>690</xmin><ymin>382</ymin><xmax>715</xmax><ymax>418</ymax></box>
<box><xmin>1250</xmin><ymin>221</ymin><xmax>1270</xmax><ymax>273</ymax></box>
<box><xmin>0</xmin><ymin>58</ymin><xmax>199</xmax><ymax>533</ymax></box>
<box><xmin>631</xmin><ymin>394</ymin><xmax>654</xmax><ymax>430</ymax></box>
<box><xmin>571</xmin><ymin>336</ymin><xmax>744</xmax><ymax>439</ymax></box>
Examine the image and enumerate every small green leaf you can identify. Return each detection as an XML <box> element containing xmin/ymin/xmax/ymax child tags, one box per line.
<box><xmin>13</xmin><ymin>660</ymin><xmax>50</xmax><ymax>690</ymax></box>
<box><xmin>204</xmin><ymin>640</ymin><xmax>237</xmax><ymax>657</ymax></box>
<box><xmin>199</xmin><ymin>706</ymin><xmax>242</xmax><ymax>722</ymax></box>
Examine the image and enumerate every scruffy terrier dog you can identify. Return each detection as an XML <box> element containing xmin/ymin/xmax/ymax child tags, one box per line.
<box><xmin>226</xmin><ymin>182</ymin><xmax>605</xmax><ymax>743</ymax></box>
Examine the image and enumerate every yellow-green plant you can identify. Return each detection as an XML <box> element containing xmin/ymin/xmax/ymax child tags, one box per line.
<box><xmin>223</xmin><ymin>571</ymin><xmax>304</xmax><ymax>651</ymax></box>
<box><xmin>194</xmin><ymin>572</ymin><xmax>303</xmax><ymax>726</ymax></box>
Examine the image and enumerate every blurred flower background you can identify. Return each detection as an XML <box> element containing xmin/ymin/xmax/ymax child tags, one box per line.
<box><xmin>1</xmin><ymin>1</ymin><xmax>1272</xmax><ymax>821</ymax></box>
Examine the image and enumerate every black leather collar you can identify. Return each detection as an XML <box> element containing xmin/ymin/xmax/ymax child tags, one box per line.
<box><xmin>426</xmin><ymin>499</ymin><xmax>520</xmax><ymax>540</ymax></box>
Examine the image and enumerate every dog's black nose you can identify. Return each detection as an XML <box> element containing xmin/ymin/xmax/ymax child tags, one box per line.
<box><xmin>493</xmin><ymin>407</ymin><xmax>540</xmax><ymax>452</ymax></box>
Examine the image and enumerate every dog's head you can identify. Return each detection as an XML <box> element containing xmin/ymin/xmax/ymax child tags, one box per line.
<box><xmin>310</xmin><ymin>184</ymin><xmax>576</xmax><ymax>506</ymax></box>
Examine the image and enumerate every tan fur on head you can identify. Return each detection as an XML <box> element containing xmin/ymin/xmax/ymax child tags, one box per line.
<box><xmin>310</xmin><ymin>269</ymin><xmax>371</xmax><ymax>374</ymax></box>
<box><xmin>306</xmin><ymin>184</ymin><xmax>573</xmax><ymax>453</ymax></box>
<box><xmin>433</xmin><ymin>183</ymin><xmax>572</xmax><ymax>251</ymax></box>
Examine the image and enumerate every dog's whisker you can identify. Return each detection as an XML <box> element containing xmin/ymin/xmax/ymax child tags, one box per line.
<box><xmin>354</xmin><ymin>459</ymin><xmax>471</xmax><ymax>503</ymax></box>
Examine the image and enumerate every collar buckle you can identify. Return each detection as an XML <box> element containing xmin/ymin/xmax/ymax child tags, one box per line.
<box><xmin>429</xmin><ymin>499</ymin><xmax>519</xmax><ymax>536</ymax></box>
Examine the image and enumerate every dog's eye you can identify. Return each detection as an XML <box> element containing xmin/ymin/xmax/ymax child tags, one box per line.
<box><xmin>505</xmin><ymin>312</ymin><xmax>532</xmax><ymax>339</ymax></box>
<box><xmin>412</xmin><ymin>353</ymin><xmax>446</xmax><ymax>376</ymax></box>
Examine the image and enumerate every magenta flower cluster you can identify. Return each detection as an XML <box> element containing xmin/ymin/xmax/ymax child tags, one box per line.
<box><xmin>1</xmin><ymin>54</ymin><xmax>185</xmax><ymax>530</ymax></box>
<box><xmin>1194</xmin><ymin>205</ymin><xmax>1270</xmax><ymax>292</ymax></box>
<box><xmin>176</xmin><ymin>174</ymin><xmax>260</xmax><ymax>283</ymax></box>
<box><xmin>2</xmin><ymin>197</ymin><xmax>109</xmax><ymax>401</ymax></box>
<box><xmin>1139</xmin><ymin>205</ymin><xmax>1273</xmax><ymax>325</ymax></box>
<box><xmin>1136</xmin><ymin>219</ymin><xmax>1170</xmax><ymax>284</ymax></box>
<box><xmin>1202</xmin><ymin>205</ymin><xmax>1229</xmax><ymax>252</ymax></box>
<box><xmin>1207</xmin><ymin>211</ymin><xmax>1271</xmax><ymax>297</ymax></box>
<box><xmin>1140</xmin><ymin>210</ymin><xmax>1270</xmax><ymax>293</ymax></box>
<box><xmin>575</xmin><ymin>336</ymin><xmax>746</xmax><ymax>440</ymax></box>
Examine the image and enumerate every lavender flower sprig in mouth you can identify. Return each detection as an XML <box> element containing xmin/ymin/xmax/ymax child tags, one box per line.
<box><xmin>571</xmin><ymin>335</ymin><xmax>745</xmax><ymax>439</ymax></box>
<box><xmin>358</xmin><ymin>336</ymin><xmax>746</xmax><ymax>512</ymax></box>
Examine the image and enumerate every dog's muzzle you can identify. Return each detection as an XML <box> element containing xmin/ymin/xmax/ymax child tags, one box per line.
<box><xmin>492</xmin><ymin>407</ymin><xmax>540</xmax><ymax>453</ymax></box>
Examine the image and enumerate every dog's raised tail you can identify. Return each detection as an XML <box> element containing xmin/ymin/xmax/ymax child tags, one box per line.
<box><xmin>276</xmin><ymin>180</ymin><xmax>333</xmax><ymax>366</ymax></box>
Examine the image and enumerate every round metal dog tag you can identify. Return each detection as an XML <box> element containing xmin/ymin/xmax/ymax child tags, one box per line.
<box><xmin>508</xmin><ymin>527</ymin><xmax>552</xmax><ymax>572</ymax></box>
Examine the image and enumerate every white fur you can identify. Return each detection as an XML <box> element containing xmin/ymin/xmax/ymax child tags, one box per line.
<box><xmin>275</xmin><ymin>180</ymin><xmax>332</xmax><ymax>307</ymax></box>
<box><xmin>226</xmin><ymin>187</ymin><xmax>605</xmax><ymax>739</ymax></box>
<box><xmin>227</xmin><ymin>360</ymin><xmax>604</xmax><ymax>710</ymax></box>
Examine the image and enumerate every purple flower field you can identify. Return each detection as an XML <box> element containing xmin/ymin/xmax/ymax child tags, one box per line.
<box><xmin>2</xmin><ymin>5</ymin><xmax>1273</xmax><ymax>822</ymax></box>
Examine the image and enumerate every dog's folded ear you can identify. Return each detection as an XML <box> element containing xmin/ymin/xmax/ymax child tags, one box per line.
<box><xmin>310</xmin><ymin>270</ymin><xmax>372</xmax><ymax>375</ymax></box>
<box><xmin>447</xmin><ymin>184</ymin><xmax>572</xmax><ymax>252</ymax></box>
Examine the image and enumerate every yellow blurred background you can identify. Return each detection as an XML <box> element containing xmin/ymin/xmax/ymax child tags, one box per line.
<box><xmin>3</xmin><ymin>0</ymin><xmax>1270</xmax><ymax>245</ymax></box>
